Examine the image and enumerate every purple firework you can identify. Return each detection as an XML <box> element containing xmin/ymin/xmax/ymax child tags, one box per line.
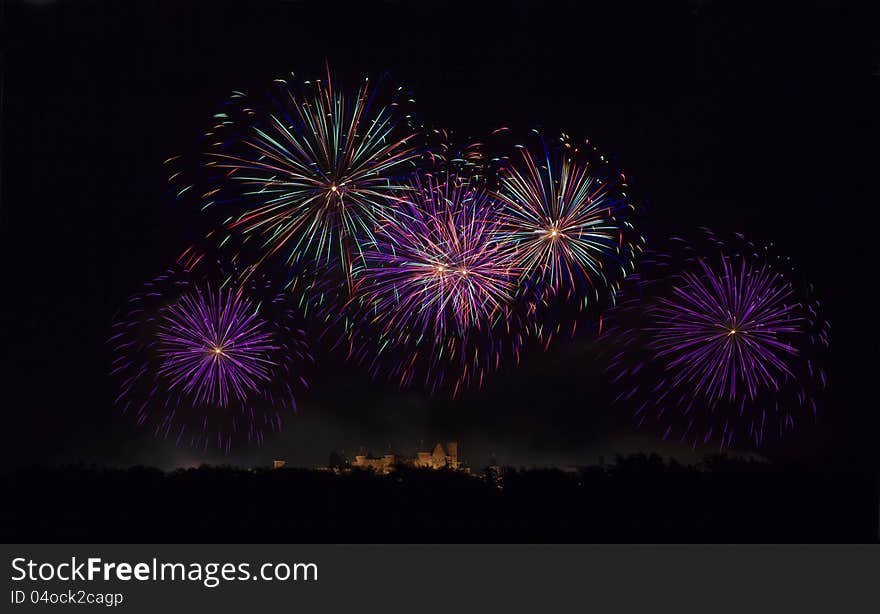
<box><xmin>359</xmin><ymin>173</ymin><xmax>515</xmax><ymax>336</ymax></box>
<box><xmin>650</xmin><ymin>256</ymin><xmax>801</xmax><ymax>404</ymax></box>
<box><xmin>156</xmin><ymin>287</ymin><xmax>280</xmax><ymax>407</ymax></box>
<box><xmin>344</xmin><ymin>172</ymin><xmax>521</xmax><ymax>395</ymax></box>
<box><xmin>603</xmin><ymin>231</ymin><xmax>829</xmax><ymax>448</ymax></box>
<box><xmin>109</xmin><ymin>267</ymin><xmax>311</xmax><ymax>451</ymax></box>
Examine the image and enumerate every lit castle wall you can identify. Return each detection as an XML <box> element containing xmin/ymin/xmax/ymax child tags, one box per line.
<box><xmin>352</xmin><ymin>442</ymin><xmax>463</xmax><ymax>474</ymax></box>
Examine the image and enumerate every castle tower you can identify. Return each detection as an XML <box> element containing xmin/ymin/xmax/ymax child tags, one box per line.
<box><xmin>431</xmin><ymin>443</ymin><xmax>446</xmax><ymax>468</ymax></box>
<box><xmin>445</xmin><ymin>441</ymin><xmax>459</xmax><ymax>469</ymax></box>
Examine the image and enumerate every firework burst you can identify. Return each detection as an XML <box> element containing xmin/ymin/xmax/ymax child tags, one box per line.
<box><xmin>650</xmin><ymin>256</ymin><xmax>802</xmax><ymax>403</ymax></box>
<box><xmin>344</xmin><ymin>172</ymin><xmax>520</xmax><ymax>395</ymax></box>
<box><xmin>156</xmin><ymin>288</ymin><xmax>280</xmax><ymax>407</ymax></box>
<box><xmin>491</xmin><ymin>131</ymin><xmax>642</xmax><ymax>343</ymax></box>
<box><xmin>109</xmin><ymin>268</ymin><xmax>312</xmax><ymax>451</ymax></box>
<box><xmin>603</xmin><ymin>231</ymin><xmax>829</xmax><ymax>448</ymax></box>
<box><xmin>177</xmin><ymin>67</ymin><xmax>420</xmax><ymax>294</ymax></box>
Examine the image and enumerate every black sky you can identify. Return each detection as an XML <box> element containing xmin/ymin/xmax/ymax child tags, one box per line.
<box><xmin>1</xmin><ymin>0</ymin><xmax>873</xmax><ymax>470</ymax></box>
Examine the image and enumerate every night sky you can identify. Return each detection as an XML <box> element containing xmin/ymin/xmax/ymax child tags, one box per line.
<box><xmin>2</xmin><ymin>0</ymin><xmax>872</xmax><ymax>470</ymax></box>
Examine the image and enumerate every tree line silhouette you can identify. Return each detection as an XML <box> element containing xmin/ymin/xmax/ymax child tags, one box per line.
<box><xmin>2</xmin><ymin>454</ymin><xmax>875</xmax><ymax>542</ymax></box>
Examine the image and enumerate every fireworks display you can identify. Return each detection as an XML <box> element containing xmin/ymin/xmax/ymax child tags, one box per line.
<box><xmin>109</xmin><ymin>268</ymin><xmax>311</xmax><ymax>451</ymax></box>
<box><xmin>344</xmin><ymin>172</ymin><xmax>520</xmax><ymax>395</ymax></box>
<box><xmin>603</xmin><ymin>231</ymin><xmax>829</xmax><ymax>448</ymax></box>
<box><xmin>115</xmin><ymin>63</ymin><xmax>831</xmax><ymax>452</ymax></box>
